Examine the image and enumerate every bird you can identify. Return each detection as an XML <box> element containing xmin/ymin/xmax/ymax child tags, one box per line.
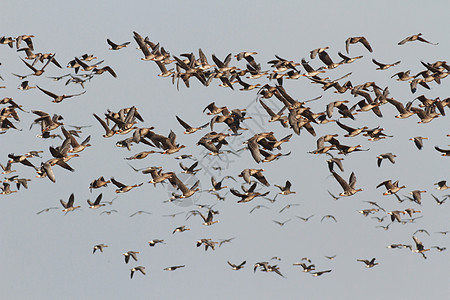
<box><xmin>387</xmin><ymin>210</ymin><xmax>405</xmax><ymax>222</ymax></box>
<box><xmin>164</xmin><ymin>265</ymin><xmax>185</xmax><ymax>271</ymax></box>
<box><xmin>93</xmin><ymin>244</ymin><xmax>108</xmax><ymax>254</ymax></box>
<box><xmin>20</xmin><ymin>55</ymin><xmax>54</xmax><ymax>76</ymax></box>
<box><xmin>398</xmin><ymin>33</ymin><xmax>438</xmax><ymax>46</ymax></box>
<box><xmin>87</xmin><ymin>193</ymin><xmax>105</xmax><ymax>209</ymax></box>
<box><xmin>321</xmin><ymin>215</ymin><xmax>337</xmax><ymax>222</ymax></box>
<box><xmin>273</xmin><ymin>219</ymin><xmax>291</xmax><ymax>226</ymax></box>
<box><xmin>228</xmin><ymin>261</ymin><xmax>246</xmax><ymax>270</ymax></box>
<box><xmin>372</xmin><ymin>59</ymin><xmax>401</xmax><ymax>70</ymax></box>
<box><xmin>173</xmin><ymin>226</ymin><xmax>190</xmax><ymax>234</ymax></box>
<box><xmin>176</xmin><ymin>116</ymin><xmax>208</xmax><ymax>134</ymax></box>
<box><xmin>376</xmin><ymin>180</ymin><xmax>406</xmax><ymax>195</ymax></box>
<box><xmin>129</xmin><ymin>211</ymin><xmax>152</xmax><ymax>217</ymax></box>
<box><xmin>296</xmin><ymin>215</ymin><xmax>314</xmax><ymax>222</ymax></box>
<box><xmin>148</xmin><ymin>239</ymin><xmax>165</xmax><ymax>247</ymax></box>
<box><xmin>60</xmin><ymin>193</ymin><xmax>80</xmax><ymax>213</ymax></box>
<box><xmin>345</xmin><ymin>36</ymin><xmax>373</xmax><ymax>53</ymax></box>
<box><xmin>107</xmin><ymin>38</ymin><xmax>130</xmax><ymax>50</ymax></box>
<box><xmin>409</xmin><ymin>137</ymin><xmax>428</xmax><ymax>150</ymax></box>
<box><xmin>293</xmin><ymin>263</ymin><xmax>316</xmax><ymax>272</ymax></box>
<box><xmin>123</xmin><ymin>251</ymin><xmax>139</xmax><ymax>264</ymax></box>
<box><xmin>431</xmin><ymin>246</ymin><xmax>446</xmax><ymax>252</ymax></box>
<box><xmin>312</xmin><ymin>270</ymin><xmax>332</xmax><ymax>277</ymax></box>
<box><xmin>274</xmin><ymin>180</ymin><xmax>296</xmax><ymax>195</ymax></box>
<box><xmin>435</xmin><ymin>146</ymin><xmax>450</xmax><ymax>156</ymax></box>
<box><xmin>130</xmin><ymin>266</ymin><xmax>146</xmax><ymax>278</ymax></box>
<box><xmin>36</xmin><ymin>85</ymin><xmax>86</xmax><ymax>103</ymax></box>
<box><xmin>408</xmin><ymin>190</ymin><xmax>426</xmax><ymax>204</ymax></box>
<box><xmin>331</xmin><ymin>171</ymin><xmax>363</xmax><ymax>197</ymax></box>
<box><xmin>279</xmin><ymin>204</ymin><xmax>300</xmax><ymax>213</ymax></box>
<box><xmin>110</xmin><ymin>177</ymin><xmax>143</xmax><ymax>193</ymax></box>
<box><xmin>36</xmin><ymin>207</ymin><xmax>59</xmax><ymax>214</ymax></box>
<box><xmin>431</xmin><ymin>194</ymin><xmax>447</xmax><ymax>205</ymax></box>
<box><xmin>357</xmin><ymin>258</ymin><xmax>378</xmax><ymax>268</ymax></box>
<box><xmin>434</xmin><ymin>180</ymin><xmax>449</xmax><ymax>190</ymax></box>
<box><xmin>412</xmin><ymin>236</ymin><xmax>430</xmax><ymax>258</ymax></box>
<box><xmin>249</xmin><ymin>205</ymin><xmax>269</xmax><ymax>214</ymax></box>
<box><xmin>377</xmin><ymin>153</ymin><xmax>397</xmax><ymax>167</ymax></box>
<box><xmin>190</xmin><ymin>209</ymin><xmax>219</xmax><ymax>226</ymax></box>
<box><xmin>239</xmin><ymin>168</ymin><xmax>270</xmax><ymax>186</ymax></box>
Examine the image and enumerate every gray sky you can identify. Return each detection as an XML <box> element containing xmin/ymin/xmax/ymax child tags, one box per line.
<box><xmin>1</xmin><ymin>1</ymin><xmax>449</xmax><ymax>299</ymax></box>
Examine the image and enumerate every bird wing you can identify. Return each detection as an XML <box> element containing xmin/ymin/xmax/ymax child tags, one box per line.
<box><xmin>176</xmin><ymin>116</ymin><xmax>191</xmax><ymax>130</ymax></box>
<box><xmin>111</xmin><ymin>177</ymin><xmax>126</xmax><ymax>188</ymax></box>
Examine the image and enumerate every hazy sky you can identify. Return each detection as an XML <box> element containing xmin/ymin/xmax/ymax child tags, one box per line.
<box><xmin>1</xmin><ymin>1</ymin><xmax>449</xmax><ymax>299</ymax></box>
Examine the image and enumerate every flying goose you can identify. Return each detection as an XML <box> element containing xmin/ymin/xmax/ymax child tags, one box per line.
<box><xmin>331</xmin><ymin>171</ymin><xmax>363</xmax><ymax>197</ymax></box>
<box><xmin>60</xmin><ymin>193</ymin><xmax>80</xmax><ymax>212</ymax></box>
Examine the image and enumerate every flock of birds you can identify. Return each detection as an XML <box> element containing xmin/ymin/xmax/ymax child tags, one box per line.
<box><xmin>1</xmin><ymin>31</ymin><xmax>449</xmax><ymax>279</ymax></box>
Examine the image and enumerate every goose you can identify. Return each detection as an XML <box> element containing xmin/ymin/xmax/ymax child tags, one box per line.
<box><xmin>296</xmin><ymin>215</ymin><xmax>314</xmax><ymax>222</ymax></box>
<box><xmin>87</xmin><ymin>193</ymin><xmax>104</xmax><ymax>209</ymax></box>
<box><xmin>377</xmin><ymin>180</ymin><xmax>406</xmax><ymax>195</ymax></box>
<box><xmin>345</xmin><ymin>36</ymin><xmax>373</xmax><ymax>53</ymax></box>
<box><xmin>123</xmin><ymin>251</ymin><xmax>139</xmax><ymax>264</ymax></box>
<box><xmin>93</xmin><ymin>244</ymin><xmax>108</xmax><ymax>254</ymax></box>
<box><xmin>107</xmin><ymin>38</ymin><xmax>130</xmax><ymax>50</ymax></box>
<box><xmin>434</xmin><ymin>180</ymin><xmax>449</xmax><ymax>190</ymax></box>
<box><xmin>228</xmin><ymin>261</ymin><xmax>246</xmax><ymax>270</ymax></box>
<box><xmin>372</xmin><ymin>59</ymin><xmax>401</xmax><ymax>70</ymax></box>
<box><xmin>129</xmin><ymin>211</ymin><xmax>152</xmax><ymax>217</ymax></box>
<box><xmin>408</xmin><ymin>190</ymin><xmax>426</xmax><ymax>204</ymax></box>
<box><xmin>216</xmin><ymin>238</ymin><xmax>235</xmax><ymax>248</ymax></box>
<box><xmin>391</xmin><ymin>70</ymin><xmax>414</xmax><ymax>81</ymax></box>
<box><xmin>435</xmin><ymin>146</ymin><xmax>450</xmax><ymax>156</ymax></box>
<box><xmin>190</xmin><ymin>209</ymin><xmax>219</xmax><ymax>226</ymax></box>
<box><xmin>386</xmin><ymin>99</ymin><xmax>415</xmax><ymax>119</ymax></box>
<box><xmin>321</xmin><ymin>215</ymin><xmax>337</xmax><ymax>222</ymax></box>
<box><xmin>0</xmin><ymin>182</ymin><xmax>16</xmax><ymax>195</ymax></box>
<box><xmin>279</xmin><ymin>204</ymin><xmax>300</xmax><ymax>213</ymax></box>
<box><xmin>60</xmin><ymin>193</ymin><xmax>80</xmax><ymax>212</ymax></box>
<box><xmin>357</xmin><ymin>258</ymin><xmax>378</xmax><ymax>268</ymax></box>
<box><xmin>293</xmin><ymin>263</ymin><xmax>316</xmax><ymax>272</ymax></box>
<box><xmin>398</xmin><ymin>33</ymin><xmax>438</xmax><ymax>45</ymax></box>
<box><xmin>110</xmin><ymin>177</ymin><xmax>143</xmax><ymax>193</ymax></box>
<box><xmin>412</xmin><ymin>236</ymin><xmax>430</xmax><ymax>258</ymax></box>
<box><xmin>16</xmin><ymin>35</ymin><xmax>34</xmax><ymax>50</ymax></box>
<box><xmin>179</xmin><ymin>161</ymin><xmax>200</xmax><ymax>175</ymax></box>
<box><xmin>176</xmin><ymin>116</ymin><xmax>208</xmax><ymax>134</ymax></box>
<box><xmin>130</xmin><ymin>266</ymin><xmax>146</xmax><ymax>278</ymax></box>
<box><xmin>312</xmin><ymin>270</ymin><xmax>332</xmax><ymax>277</ymax></box>
<box><xmin>61</xmin><ymin>127</ymin><xmax>91</xmax><ymax>153</ymax></box>
<box><xmin>148</xmin><ymin>239</ymin><xmax>165</xmax><ymax>247</ymax></box>
<box><xmin>336</xmin><ymin>120</ymin><xmax>367</xmax><ymax>137</ymax></box>
<box><xmin>92</xmin><ymin>66</ymin><xmax>117</xmax><ymax>77</ymax></box>
<box><xmin>169</xmin><ymin>174</ymin><xmax>200</xmax><ymax>199</ymax></box>
<box><xmin>173</xmin><ymin>226</ymin><xmax>190</xmax><ymax>234</ymax></box>
<box><xmin>36</xmin><ymin>207</ymin><xmax>59</xmax><ymax>214</ymax></box>
<box><xmin>331</xmin><ymin>170</ymin><xmax>363</xmax><ymax>197</ymax></box>
<box><xmin>249</xmin><ymin>205</ymin><xmax>269</xmax><ymax>214</ymax></box>
<box><xmin>409</xmin><ymin>136</ymin><xmax>428</xmax><ymax>149</ymax></box>
<box><xmin>273</xmin><ymin>219</ymin><xmax>291</xmax><ymax>226</ymax></box>
<box><xmin>387</xmin><ymin>210</ymin><xmax>405</xmax><ymax>222</ymax></box>
<box><xmin>89</xmin><ymin>176</ymin><xmax>110</xmax><ymax>191</ymax></box>
<box><xmin>377</xmin><ymin>153</ymin><xmax>397</xmax><ymax>167</ymax></box>
<box><xmin>164</xmin><ymin>265</ymin><xmax>185</xmax><ymax>271</ymax></box>
<box><xmin>230</xmin><ymin>182</ymin><xmax>269</xmax><ymax>203</ymax></box>
<box><xmin>20</xmin><ymin>55</ymin><xmax>54</xmax><ymax>76</ymax></box>
<box><xmin>274</xmin><ymin>180</ymin><xmax>296</xmax><ymax>195</ymax></box>
<box><xmin>337</xmin><ymin>52</ymin><xmax>363</xmax><ymax>64</ymax></box>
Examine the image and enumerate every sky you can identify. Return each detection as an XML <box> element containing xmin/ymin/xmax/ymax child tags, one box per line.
<box><xmin>1</xmin><ymin>1</ymin><xmax>449</xmax><ymax>299</ymax></box>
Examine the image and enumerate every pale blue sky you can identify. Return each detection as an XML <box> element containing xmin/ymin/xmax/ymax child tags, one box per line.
<box><xmin>0</xmin><ymin>1</ymin><xmax>449</xmax><ymax>299</ymax></box>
